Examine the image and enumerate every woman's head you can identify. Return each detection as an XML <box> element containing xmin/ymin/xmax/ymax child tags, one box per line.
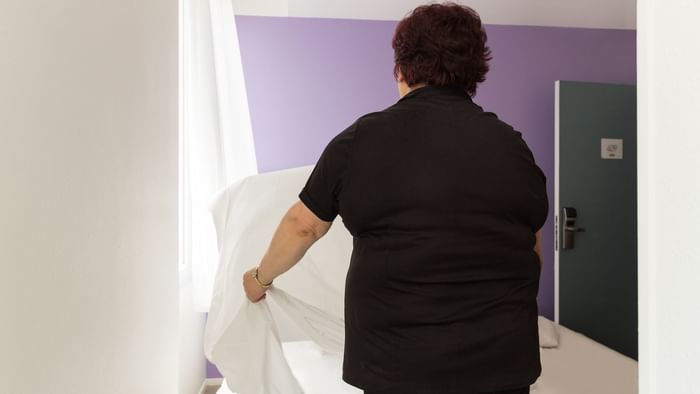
<box><xmin>392</xmin><ymin>2</ymin><xmax>492</xmax><ymax>97</ymax></box>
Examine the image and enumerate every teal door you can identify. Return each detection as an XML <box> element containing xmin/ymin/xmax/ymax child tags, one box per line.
<box><xmin>556</xmin><ymin>81</ymin><xmax>637</xmax><ymax>360</ymax></box>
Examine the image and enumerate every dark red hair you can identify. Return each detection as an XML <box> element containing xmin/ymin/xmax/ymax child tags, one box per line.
<box><xmin>392</xmin><ymin>2</ymin><xmax>492</xmax><ymax>97</ymax></box>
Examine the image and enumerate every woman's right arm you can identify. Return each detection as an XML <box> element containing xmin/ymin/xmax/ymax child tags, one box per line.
<box><xmin>243</xmin><ymin>200</ymin><xmax>332</xmax><ymax>302</ymax></box>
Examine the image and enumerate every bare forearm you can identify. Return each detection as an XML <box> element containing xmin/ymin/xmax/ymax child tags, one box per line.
<box><xmin>256</xmin><ymin>203</ymin><xmax>325</xmax><ymax>284</ymax></box>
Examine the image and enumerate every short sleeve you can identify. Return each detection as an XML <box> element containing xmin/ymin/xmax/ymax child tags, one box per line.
<box><xmin>299</xmin><ymin>123</ymin><xmax>357</xmax><ymax>222</ymax></box>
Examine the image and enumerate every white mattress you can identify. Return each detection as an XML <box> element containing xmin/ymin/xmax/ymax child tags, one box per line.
<box><xmin>532</xmin><ymin>324</ymin><xmax>638</xmax><ymax>394</ymax></box>
<box><xmin>217</xmin><ymin>324</ymin><xmax>637</xmax><ymax>394</ymax></box>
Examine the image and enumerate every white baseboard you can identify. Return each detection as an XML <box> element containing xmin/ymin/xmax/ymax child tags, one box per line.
<box><xmin>197</xmin><ymin>378</ymin><xmax>224</xmax><ymax>394</ymax></box>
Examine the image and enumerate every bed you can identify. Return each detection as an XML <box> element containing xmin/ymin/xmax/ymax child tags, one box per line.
<box><xmin>205</xmin><ymin>166</ymin><xmax>638</xmax><ymax>394</ymax></box>
<box><xmin>532</xmin><ymin>323</ymin><xmax>637</xmax><ymax>393</ymax></box>
<box><xmin>213</xmin><ymin>321</ymin><xmax>637</xmax><ymax>394</ymax></box>
<box><xmin>215</xmin><ymin>324</ymin><xmax>638</xmax><ymax>394</ymax></box>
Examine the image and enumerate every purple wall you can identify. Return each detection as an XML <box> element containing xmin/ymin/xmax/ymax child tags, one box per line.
<box><xmin>237</xmin><ymin>16</ymin><xmax>399</xmax><ymax>172</ymax></box>
<box><xmin>208</xmin><ymin>15</ymin><xmax>635</xmax><ymax>379</ymax></box>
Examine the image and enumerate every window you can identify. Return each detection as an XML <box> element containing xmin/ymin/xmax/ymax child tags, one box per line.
<box><xmin>179</xmin><ymin>0</ymin><xmax>258</xmax><ymax>311</ymax></box>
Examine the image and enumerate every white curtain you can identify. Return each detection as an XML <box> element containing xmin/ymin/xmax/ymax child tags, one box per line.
<box><xmin>183</xmin><ymin>0</ymin><xmax>257</xmax><ymax>311</ymax></box>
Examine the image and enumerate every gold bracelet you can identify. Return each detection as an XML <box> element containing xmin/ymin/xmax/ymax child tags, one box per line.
<box><xmin>252</xmin><ymin>267</ymin><xmax>273</xmax><ymax>288</ymax></box>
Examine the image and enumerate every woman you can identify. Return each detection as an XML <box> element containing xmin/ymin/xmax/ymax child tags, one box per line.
<box><xmin>243</xmin><ymin>3</ymin><xmax>548</xmax><ymax>394</ymax></box>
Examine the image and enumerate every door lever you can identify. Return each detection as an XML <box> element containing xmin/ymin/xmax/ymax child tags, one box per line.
<box><xmin>562</xmin><ymin>207</ymin><xmax>584</xmax><ymax>250</ymax></box>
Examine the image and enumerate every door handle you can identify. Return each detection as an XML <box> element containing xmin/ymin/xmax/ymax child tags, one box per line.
<box><xmin>562</xmin><ymin>207</ymin><xmax>585</xmax><ymax>250</ymax></box>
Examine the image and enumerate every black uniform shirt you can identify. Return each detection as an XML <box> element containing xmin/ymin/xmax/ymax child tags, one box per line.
<box><xmin>298</xmin><ymin>85</ymin><xmax>548</xmax><ymax>394</ymax></box>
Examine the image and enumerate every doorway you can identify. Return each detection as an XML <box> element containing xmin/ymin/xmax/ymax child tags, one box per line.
<box><xmin>555</xmin><ymin>80</ymin><xmax>638</xmax><ymax>359</ymax></box>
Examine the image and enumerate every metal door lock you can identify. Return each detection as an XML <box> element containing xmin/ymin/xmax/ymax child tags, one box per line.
<box><xmin>562</xmin><ymin>207</ymin><xmax>585</xmax><ymax>250</ymax></box>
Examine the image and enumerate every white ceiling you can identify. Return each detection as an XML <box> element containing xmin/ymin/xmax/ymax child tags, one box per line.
<box><xmin>232</xmin><ymin>0</ymin><xmax>636</xmax><ymax>29</ymax></box>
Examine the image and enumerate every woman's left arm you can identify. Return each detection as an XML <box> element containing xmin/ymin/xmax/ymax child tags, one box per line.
<box><xmin>243</xmin><ymin>200</ymin><xmax>332</xmax><ymax>302</ymax></box>
<box><xmin>534</xmin><ymin>230</ymin><xmax>543</xmax><ymax>268</ymax></box>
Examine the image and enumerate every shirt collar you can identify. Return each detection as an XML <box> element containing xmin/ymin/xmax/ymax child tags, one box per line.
<box><xmin>397</xmin><ymin>85</ymin><xmax>472</xmax><ymax>103</ymax></box>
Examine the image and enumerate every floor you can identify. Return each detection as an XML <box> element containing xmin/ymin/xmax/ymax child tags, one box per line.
<box><xmin>202</xmin><ymin>384</ymin><xmax>221</xmax><ymax>394</ymax></box>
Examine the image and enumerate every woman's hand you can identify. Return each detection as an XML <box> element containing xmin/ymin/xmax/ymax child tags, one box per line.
<box><xmin>243</xmin><ymin>268</ymin><xmax>268</xmax><ymax>303</ymax></box>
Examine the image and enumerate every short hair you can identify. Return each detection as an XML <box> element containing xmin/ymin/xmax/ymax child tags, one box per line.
<box><xmin>392</xmin><ymin>2</ymin><xmax>492</xmax><ymax>97</ymax></box>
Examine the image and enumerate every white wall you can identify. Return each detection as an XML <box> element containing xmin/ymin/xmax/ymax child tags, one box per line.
<box><xmin>0</xmin><ymin>0</ymin><xmax>188</xmax><ymax>393</ymax></box>
<box><xmin>233</xmin><ymin>0</ymin><xmax>636</xmax><ymax>29</ymax></box>
<box><xmin>179</xmin><ymin>275</ymin><xmax>206</xmax><ymax>394</ymax></box>
<box><xmin>638</xmin><ymin>0</ymin><xmax>700</xmax><ymax>393</ymax></box>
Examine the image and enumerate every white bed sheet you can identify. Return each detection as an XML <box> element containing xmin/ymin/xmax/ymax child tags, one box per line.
<box><xmin>217</xmin><ymin>325</ymin><xmax>638</xmax><ymax>394</ymax></box>
<box><xmin>216</xmin><ymin>341</ymin><xmax>360</xmax><ymax>394</ymax></box>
